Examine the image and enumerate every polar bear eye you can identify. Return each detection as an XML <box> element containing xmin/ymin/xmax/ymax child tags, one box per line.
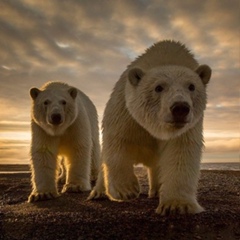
<box><xmin>155</xmin><ymin>85</ymin><xmax>164</xmax><ymax>93</ymax></box>
<box><xmin>188</xmin><ymin>84</ymin><xmax>195</xmax><ymax>91</ymax></box>
<box><xmin>61</xmin><ymin>100</ymin><xmax>67</xmax><ymax>105</ymax></box>
<box><xmin>44</xmin><ymin>100</ymin><xmax>49</xmax><ymax>105</ymax></box>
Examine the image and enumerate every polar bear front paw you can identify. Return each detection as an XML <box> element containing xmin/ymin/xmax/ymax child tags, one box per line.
<box><xmin>156</xmin><ymin>199</ymin><xmax>204</xmax><ymax>216</ymax></box>
<box><xmin>148</xmin><ymin>189</ymin><xmax>159</xmax><ymax>198</ymax></box>
<box><xmin>28</xmin><ymin>191</ymin><xmax>60</xmax><ymax>203</ymax></box>
<box><xmin>87</xmin><ymin>187</ymin><xmax>106</xmax><ymax>200</ymax></box>
<box><xmin>62</xmin><ymin>183</ymin><xmax>91</xmax><ymax>193</ymax></box>
<box><xmin>107</xmin><ymin>180</ymin><xmax>140</xmax><ymax>201</ymax></box>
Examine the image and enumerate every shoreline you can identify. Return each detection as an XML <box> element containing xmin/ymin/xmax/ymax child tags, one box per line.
<box><xmin>0</xmin><ymin>162</ymin><xmax>239</xmax><ymax>173</ymax></box>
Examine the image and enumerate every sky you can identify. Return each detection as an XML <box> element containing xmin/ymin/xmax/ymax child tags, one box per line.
<box><xmin>0</xmin><ymin>0</ymin><xmax>239</xmax><ymax>164</ymax></box>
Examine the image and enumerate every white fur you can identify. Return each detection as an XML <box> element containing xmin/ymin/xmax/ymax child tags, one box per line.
<box><xmin>28</xmin><ymin>82</ymin><xmax>100</xmax><ymax>202</ymax></box>
<box><xmin>89</xmin><ymin>40</ymin><xmax>211</xmax><ymax>215</ymax></box>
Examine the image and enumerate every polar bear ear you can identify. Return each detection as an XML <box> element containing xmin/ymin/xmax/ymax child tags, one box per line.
<box><xmin>30</xmin><ymin>88</ymin><xmax>41</xmax><ymax>100</ymax></box>
<box><xmin>68</xmin><ymin>87</ymin><xmax>78</xmax><ymax>99</ymax></box>
<box><xmin>128</xmin><ymin>68</ymin><xmax>145</xmax><ymax>86</ymax></box>
<box><xmin>195</xmin><ymin>65</ymin><xmax>212</xmax><ymax>85</ymax></box>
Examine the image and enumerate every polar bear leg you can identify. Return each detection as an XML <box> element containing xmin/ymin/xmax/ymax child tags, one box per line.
<box><xmin>57</xmin><ymin>157</ymin><xmax>66</xmax><ymax>184</ymax></box>
<box><xmin>28</xmin><ymin>151</ymin><xmax>59</xmax><ymax>202</ymax></box>
<box><xmin>156</xmin><ymin>135</ymin><xmax>204</xmax><ymax>215</ymax></box>
<box><xmin>148</xmin><ymin>167</ymin><xmax>160</xmax><ymax>198</ymax></box>
<box><xmin>62</xmin><ymin>144</ymin><xmax>91</xmax><ymax>193</ymax></box>
<box><xmin>104</xmin><ymin>150</ymin><xmax>140</xmax><ymax>201</ymax></box>
<box><xmin>90</xmin><ymin>138</ymin><xmax>101</xmax><ymax>182</ymax></box>
<box><xmin>87</xmin><ymin>166</ymin><xmax>106</xmax><ymax>200</ymax></box>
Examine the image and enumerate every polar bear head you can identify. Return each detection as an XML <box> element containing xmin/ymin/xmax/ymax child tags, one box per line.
<box><xmin>30</xmin><ymin>85</ymin><xmax>78</xmax><ymax>136</ymax></box>
<box><xmin>125</xmin><ymin>65</ymin><xmax>211</xmax><ymax>140</ymax></box>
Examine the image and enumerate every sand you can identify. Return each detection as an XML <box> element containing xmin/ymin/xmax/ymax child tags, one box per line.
<box><xmin>0</xmin><ymin>167</ymin><xmax>239</xmax><ymax>240</ymax></box>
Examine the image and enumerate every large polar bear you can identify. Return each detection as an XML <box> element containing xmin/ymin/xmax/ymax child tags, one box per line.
<box><xmin>28</xmin><ymin>82</ymin><xmax>100</xmax><ymax>202</ymax></box>
<box><xmin>89</xmin><ymin>40</ymin><xmax>212</xmax><ymax>215</ymax></box>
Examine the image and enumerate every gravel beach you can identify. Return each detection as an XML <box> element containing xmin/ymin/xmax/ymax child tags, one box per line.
<box><xmin>0</xmin><ymin>167</ymin><xmax>239</xmax><ymax>240</ymax></box>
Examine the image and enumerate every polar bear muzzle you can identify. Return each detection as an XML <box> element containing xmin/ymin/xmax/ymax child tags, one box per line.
<box><xmin>49</xmin><ymin>113</ymin><xmax>63</xmax><ymax>125</ymax></box>
<box><xmin>170</xmin><ymin>101</ymin><xmax>190</xmax><ymax>126</ymax></box>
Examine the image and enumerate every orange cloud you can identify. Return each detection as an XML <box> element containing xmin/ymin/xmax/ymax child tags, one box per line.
<box><xmin>205</xmin><ymin>138</ymin><xmax>240</xmax><ymax>153</ymax></box>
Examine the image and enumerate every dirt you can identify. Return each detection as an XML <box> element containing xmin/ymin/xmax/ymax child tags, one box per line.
<box><xmin>0</xmin><ymin>168</ymin><xmax>239</xmax><ymax>240</ymax></box>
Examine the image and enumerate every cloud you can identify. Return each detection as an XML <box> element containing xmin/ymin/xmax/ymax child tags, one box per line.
<box><xmin>0</xmin><ymin>121</ymin><xmax>30</xmax><ymax>132</ymax></box>
<box><xmin>0</xmin><ymin>0</ymin><xmax>239</xmax><ymax>163</ymax></box>
<box><xmin>0</xmin><ymin>139</ymin><xmax>30</xmax><ymax>164</ymax></box>
<box><xmin>205</xmin><ymin>138</ymin><xmax>239</xmax><ymax>153</ymax></box>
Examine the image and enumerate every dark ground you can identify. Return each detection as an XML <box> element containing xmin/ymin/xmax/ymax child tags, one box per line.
<box><xmin>0</xmin><ymin>166</ymin><xmax>239</xmax><ymax>240</ymax></box>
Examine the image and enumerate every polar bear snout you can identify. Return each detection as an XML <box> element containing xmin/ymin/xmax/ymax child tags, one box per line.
<box><xmin>50</xmin><ymin>113</ymin><xmax>63</xmax><ymax>125</ymax></box>
<box><xmin>46</xmin><ymin>104</ymin><xmax>65</xmax><ymax>126</ymax></box>
<box><xmin>170</xmin><ymin>102</ymin><xmax>190</xmax><ymax>126</ymax></box>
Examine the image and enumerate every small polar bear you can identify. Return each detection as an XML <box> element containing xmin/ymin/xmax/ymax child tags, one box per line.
<box><xmin>28</xmin><ymin>82</ymin><xmax>100</xmax><ymax>202</ymax></box>
<box><xmin>89</xmin><ymin>40</ymin><xmax>212</xmax><ymax>215</ymax></box>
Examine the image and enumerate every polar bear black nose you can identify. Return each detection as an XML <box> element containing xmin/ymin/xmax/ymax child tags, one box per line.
<box><xmin>171</xmin><ymin>102</ymin><xmax>190</xmax><ymax>120</ymax></box>
<box><xmin>51</xmin><ymin>113</ymin><xmax>62</xmax><ymax>125</ymax></box>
